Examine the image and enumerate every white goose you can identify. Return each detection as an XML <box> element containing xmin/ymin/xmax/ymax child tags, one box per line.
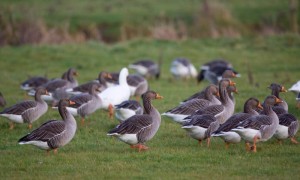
<box><xmin>99</xmin><ymin>68</ymin><xmax>131</xmax><ymax>118</ymax></box>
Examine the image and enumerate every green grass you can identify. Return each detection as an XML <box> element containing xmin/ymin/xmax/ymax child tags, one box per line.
<box><xmin>1</xmin><ymin>35</ymin><xmax>300</xmax><ymax>179</ymax></box>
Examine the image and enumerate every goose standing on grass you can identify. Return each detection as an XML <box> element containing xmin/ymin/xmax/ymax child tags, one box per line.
<box><xmin>170</xmin><ymin>58</ymin><xmax>197</xmax><ymax>80</ymax></box>
<box><xmin>181</xmin><ymin>84</ymin><xmax>220</xmax><ymax>104</ymax></box>
<box><xmin>212</xmin><ymin>98</ymin><xmax>263</xmax><ymax>149</ymax></box>
<box><xmin>99</xmin><ymin>68</ymin><xmax>131</xmax><ymax>119</ymax></box>
<box><xmin>66</xmin><ymin>72</ymin><xmax>111</xmax><ymax>95</ymax></box>
<box><xmin>267</xmin><ymin>83</ymin><xmax>288</xmax><ymax>112</ymax></box>
<box><xmin>56</xmin><ymin>83</ymin><xmax>102</xmax><ymax>125</ymax></box>
<box><xmin>20</xmin><ymin>76</ymin><xmax>49</xmax><ymax>91</ymax></box>
<box><xmin>128</xmin><ymin>60</ymin><xmax>160</xmax><ymax>79</ymax></box>
<box><xmin>288</xmin><ymin>81</ymin><xmax>300</xmax><ymax>108</ymax></box>
<box><xmin>232</xmin><ymin>95</ymin><xmax>282</xmax><ymax>152</ymax></box>
<box><xmin>197</xmin><ymin>59</ymin><xmax>240</xmax><ymax>85</ymax></box>
<box><xmin>114</xmin><ymin>100</ymin><xmax>143</xmax><ymax>122</ymax></box>
<box><xmin>162</xmin><ymin>85</ymin><xmax>220</xmax><ymax>124</ymax></box>
<box><xmin>18</xmin><ymin>99</ymin><xmax>77</xmax><ymax>155</ymax></box>
<box><xmin>0</xmin><ymin>91</ymin><xmax>6</xmax><ymax>107</ymax></box>
<box><xmin>0</xmin><ymin>87</ymin><xmax>48</xmax><ymax>129</ymax></box>
<box><xmin>107</xmin><ymin>91</ymin><xmax>163</xmax><ymax>152</ymax></box>
<box><xmin>184</xmin><ymin>79</ymin><xmax>236</xmax><ymax>125</ymax></box>
<box><xmin>274</xmin><ymin>113</ymin><xmax>299</xmax><ymax>144</ymax></box>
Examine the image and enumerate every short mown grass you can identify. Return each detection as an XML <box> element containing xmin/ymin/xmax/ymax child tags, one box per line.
<box><xmin>0</xmin><ymin>35</ymin><xmax>300</xmax><ymax>179</ymax></box>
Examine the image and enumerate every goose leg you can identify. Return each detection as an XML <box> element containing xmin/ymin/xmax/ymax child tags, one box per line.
<box><xmin>251</xmin><ymin>136</ymin><xmax>259</xmax><ymax>153</ymax></box>
<box><xmin>198</xmin><ymin>140</ymin><xmax>202</xmax><ymax>146</ymax></box>
<box><xmin>28</xmin><ymin>123</ymin><xmax>32</xmax><ymax>129</ymax></box>
<box><xmin>46</xmin><ymin>150</ymin><xmax>50</xmax><ymax>156</ymax></box>
<box><xmin>245</xmin><ymin>142</ymin><xmax>251</xmax><ymax>151</ymax></box>
<box><xmin>81</xmin><ymin>117</ymin><xmax>85</xmax><ymax>126</ymax></box>
<box><xmin>53</xmin><ymin>148</ymin><xmax>58</xmax><ymax>154</ymax></box>
<box><xmin>206</xmin><ymin>138</ymin><xmax>211</xmax><ymax>148</ymax></box>
<box><xmin>291</xmin><ymin>137</ymin><xmax>299</xmax><ymax>144</ymax></box>
<box><xmin>225</xmin><ymin>142</ymin><xmax>230</xmax><ymax>149</ymax></box>
<box><xmin>137</xmin><ymin>144</ymin><xmax>149</xmax><ymax>152</ymax></box>
<box><xmin>108</xmin><ymin>104</ymin><xmax>114</xmax><ymax>119</ymax></box>
<box><xmin>9</xmin><ymin>122</ymin><xmax>15</xmax><ymax>130</ymax></box>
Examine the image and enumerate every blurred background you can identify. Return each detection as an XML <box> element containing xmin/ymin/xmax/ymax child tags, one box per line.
<box><xmin>0</xmin><ymin>0</ymin><xmax>299</xmax><ymax>46</ymax></box>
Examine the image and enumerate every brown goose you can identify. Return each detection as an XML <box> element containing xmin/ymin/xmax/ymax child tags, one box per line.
<box><xmin>0</xmin><ymin>87</ymin><xmax>48</xmax><ymax>129</ymax></box>
<box><xmin>0</xmin><ymin>91</ymin><xmax>6</xmax><ymax>107</ymax></box>
<box><xmin>66</xmin><ymin>72</ymin><xmax>111</xmax><ymax>95</ymax></box>
<box><xmin>20</xmin><ymin>76</ymin><xmax>49</xmax><ymax>91</ymax></box>
<box><xmin>18</xmin><ymin>99</ymin><xmax>77</xmax><ymax>155</ymax></box>
<box><xmin>274</xmin><ymin>113</ymin><xmax>299</xmax><ymax>144</ymax></box>
<box><xmin>162</xmin><ymin>84</ymin><xmax>220</xmax><ymax>124</ymax></box>
<box><xmin>107</xmin><ymin>91</ymin><xmax>163</xmax><ymax>152</ymax></box>
<box><xmin>212</xmin><ymin>98</ymin><xmax>263</xmax><ymax>149</ymax></box>
<box><xmin>55</xmin><ymin>83</ymin><xmax>102</xmax><ymax>125</ymax></box>
<box><xmin>232</xmin><ymin>95</ymin><xmax>282</xmax><ymax>152</ymax></box>
<box><xmin>184</xmin><ymin>79</ymin><xmax>236</xmax><ymax>124</ymax></box>
<box><xmin>114</xmin><ymin>100</ymin><xmax>143</xmax><ymax>122</ymax></box>
<box><xmin>268</xmin><ymin>83</ymin><xmax>288</xmax><ymax>112</ymax></box>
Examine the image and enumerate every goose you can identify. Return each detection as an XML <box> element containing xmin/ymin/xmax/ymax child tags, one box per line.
<box><xmin>114</xmin><ymin>100</ymin><xmax>143</xmax><ymax>122</ymax></box>
<box><xmin>197</xmin><ymin>59</ymin><xmax>240</xmax><ymax>85</ymax></box>
<box><xmin>184</xmin><ymin>79</ymin><xmax>236</xmax><ymax>124</ymax></box>
<box><xmin>128</xmin><ymin>60</ymin><xmax>160</xmax><ymax>79</ymax></box>
<box><xmin>99</xmin><ymin>68</ymin><xmax>131</xmax><ymax>118</ymax></box>
<box><xmin>0</xmin><ymin>91</ymin><xmax>6</xmax><ymax>107</ymax></box>
<box><xmin>274</xmin><ymin>113</ymin><xmax>299</xmax><ymax>144</ymax></box>
<box><xmin>55</xmin><ymin>83</ymin><xmax>102</xmax><ymax>125</ymax></box>
<box><xmin>182</xmin><ymin>114</ymin><xmax>219</xmax><ymax>147</ymax></box>
<box><xmin>29</xmin><ymin>68</ymin><xmax>78</xmax><ymax>105</ymax></box>
<box><xmin>107</xmin><ymin>91</ymin><xmax>163</xmax><ymax>152</ymax></box>
<box><xmin>18</xmin><ymin>99</ymin><xmax>77</xmax><ymax>155</ymax></box>
<box><xmin>267</xmin><ymin>83</ymin><xmax>288</xmax><ymax>112</ymax></box>
<box><xmin>66</xmin><ymin>72</ymin><xmax>111</xmax><ymax>95</ymax></box>
<box><xmin>232</xmin><ymin>95</ymin><xmax>282</xmax><ymax>152</ymax></box>
<box><xmin>288</xmin><ymin>81</ymin><xmax>300</xmax><ymax>108</ymax></box>
<box><xmin>162</xmin><ymin>84</ymin><xmax>221</xmax><ymax>124</ymax></box>
<box><xmin>0</xmin><ymin>87</ymin><xmax>48</xmax><ymax>129</ymax></box>
<box><xmin>181</xmin><ymin>84</ymin><xmax>220</xmax><ymax>104</ymax></box>
<box><xmin>170</xmin><ymin>58</ymin><xmax>197</xmax><ymax>79</ymax></box>
<box><xmin>20</xmin><ymin>76</ymin><xmax>49</xmax><ymax>91</ymax></box>
<box><xmin>212</xmin><ymin>98</ymin><xmax>263</xmax><ymax>149</ymax></box>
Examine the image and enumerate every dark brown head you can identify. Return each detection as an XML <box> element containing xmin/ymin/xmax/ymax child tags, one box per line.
<box><xmin>245</xmin><ymin>97</ymin><xmax>263</xmax><ymax>110</ymax></box>
<box><xmin>35</xmin><ymin>87</ymin><xmax>49</xmax><ymax>96</ymax></box>
<box><xmin>264</xmin><ymin>95</ymin><xmax>283</xmax><ymax>106</ymax></box>
<box><xmin>268</xmin><ymin>83</ymin><xmax>287</xmax><ymax>93</ymax></box>
<box><xmin>59</xmin><ymin>99</ymin><xmax>76</xmax><ymax>108</ymax></box>
<box><xmin>142</xmin><ymin>91</ymin><xmax>163</xmax><ymax>100</ymax></box>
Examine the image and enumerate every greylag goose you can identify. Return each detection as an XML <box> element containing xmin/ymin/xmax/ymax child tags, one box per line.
<box><xmin>107</xmin><ymin>91</ymin><xmax>163</xmax><ymax>152</ymax></box>
<box><xmin>128</xmin><ymin>60</ymin><xmax>160</xmax><ymax>79</ymax></box>
<box><xmin>66</xmin><ymin>72</ymin><xmax>111</xmax><ymax>95</ymax></box>
<box><xmin>184</xmin><ymin>79</ymin><xmax>236</xmax><ymax>124</ymax></box>
<box><xmin>197</xmin><ymin>59</ymin><xmax>240</xmax><ymax>85</ymax></box>
<box><xmin>268</xmin><ymin>83</ymin><xmax>288</xmax><ymax>112</ymax></box>
<box><xmin>29</xmin><ymin>68</ymin><xmax>78</xmax><ymax>105</ymax></box>
<box><xmin>20</xmin><ymin>76</ymin><xmax>49</xmax><ymax>91</ymax></box>
<box><xmin>0</xmin><ymin>87</ymin><xmax>48</xmax><ymax>129</ymax></box>
<box><xmin>288</xmin><ymin>81</ymin><xmax>300</xmax><ymax>108</ymax></box>
<box><xmin>0</xmin><ymin>91</ymin><xmax>6</xmax><ymax>107</ymax></box>
<box><xmin>56</xmin><ymin>83</ymin><xmax>102</xmax><ymax>125</ymax></box>
<box><xmin>18</xmin><ymin>99</ymin><xmax>77</xmax><ymax>155</ymax></box>
<box><xmin>232</xmin><ymin>95</ymin><xmax>282</xmax><ymax>152</ymax></box>
<box><xmin>182</xmin><ymin>114</ymin><xmax>219</xmax><ymax>147</ymax></box>
<box><xmin>114</xmin><ymin>100</ymin><xmax>143</xmax><ymax>122</ymax></box>
<box><xmin>170</xmin><ymin>58</ymin><xmax>197</xmax><ymax>79</ymax></box>
<box><xmin>212</xmin><ymin>98</ymin><xmax>263</xmax><ymax>149</ymax></box>
<box><xmin>162</xmin><ymin>84</ymin><xmax>221</xmax><ymax>124</ymax></box>
<box><xmin>274</xmin><ymin>113</ymin><xmax>299</xmax><ymax>144</ymax></box>
<box><xmin>181</xmin><ymin>84</ymin><xmax>220</xmax><ymax>104</ymax></box>
<box><xmin>99</xmin><ymin>68</ymin><xmax>131</xmax><ymax>118</ymax></box>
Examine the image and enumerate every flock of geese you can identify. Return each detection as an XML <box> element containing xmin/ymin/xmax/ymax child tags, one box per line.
<box><xmin>0</xmin><ymin>59</ymin><xmax>299</xmax><ymax>154</ymax></box>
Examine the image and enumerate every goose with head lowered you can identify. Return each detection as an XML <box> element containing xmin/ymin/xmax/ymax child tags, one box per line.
<box><xmin>0</xmin><ymin>87</ymin><xmax>48</xmax><ymax>129</ymax></box>
<box><xmin>232</xmin><ymin>95</ymin><xmax>282</xmax><ymax>152</ymax></box>
<box><xmin>170</xmin><ymin>58</ymin><xmax>197</xmax><ymax>80</ymax></box>
<box><xmin>128</xmin><ymin>60</ymin><xmax>160</xmax><ymax>80</ymax></box>
<box><xmin>18</xmin><ymin>99</ymin><xmax>77</xmax><ymax>155</ymax></box>
<box><xmin>107</xmin><ymin>91</ymin><xmax>163</xmax><ymax>152</ymax></box>
<box><xmin>212</xmin><ymin>98</ymin><xmax>263</xmax><ymax>149</ymax></box>
<box><xmin>114</xmin><ymin>100</ymin><xmax>143</xmax><ymax>122</ymax></box>
<box><xmin>99</xmin><ymin>68</ymin><xmax>131</xmax><ymax>118</ymax></box>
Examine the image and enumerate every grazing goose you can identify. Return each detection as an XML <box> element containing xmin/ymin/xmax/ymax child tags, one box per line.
<box><xmin>170</xmin><ymin>58</ymin><xmax>197</xmax><ymax>79</ymax></box>
<box><xmin>128</xmin><ymin>60</ymin><xmax>160</xmax><ymax>79</ymax></box>
<box><xmin>288</xmin><ymin>81</ymin><xmax>300</xmax><ymax>108</ymax></box>
<box><xmin>197</xmin><ymin>59</ymin><xmax>240</xmax><ymax>85</ymax></box>
<box><xmin>66</xmin><ymin>72</ymin><xmax>111</xmax><ymax>95</ymax></box>
<box><xmin>0</xmin><ymin>91</ymin><xmax>6</xmax><ymax>107</ymax></box>
<box><xmin>107</xmin><ymin>91</ymin><xmax>163</xmax><ymax>152</ymax></box>
<box><xmin>20</xmin><ymin>76</ymin><xmax>49</xmax><ymax>91</ymax></box>
<box><xmin>162</xmin><ymin>85</ymin><xmax>220</xmax><ymax>124</ymax></box>
<box><xmin>232</xmin><ymin>95</ymin><xmax>282</xmax><ymax>152</ymax></box>
<box><xmin>99</xmin><ymin>68</ymin><xmax>131</xmax><ymax>118</ymax></box>
<box><xmin>274</xmin><ymin>113</ymin><xmax>299</xmax><ymax>144</ymax></box>
<box><xmin>18</xmin><ymin>99</ymin><xmax>77</xmax><ymax>155</ymax></box>
<box><xmin>212</xmin><ymin>98</ymin><xmax>263</xmax><ymax>149</ymax></box>
<box><xmin>184</xmin><ymin>79</ymin><xmax>236</xmax><ymax>124</ymax></box>
<box><xmin>56</xmin><ymin>83</ymin><xmax>102</xmax><ymax>125</ymax></box>
<box><xmin>182</xmin><ymin>114</ymin><xmax>219</xmax><ymax>147</ymax></box>
<box><xmin>115</xmin><ymin>100</ymin><xmax>143</xmax><ymax>122</ymax></box>
<box><xmin>0</xmin><ymin>87</ymin><xmax>48</xmax><ymax>129</ymax></box>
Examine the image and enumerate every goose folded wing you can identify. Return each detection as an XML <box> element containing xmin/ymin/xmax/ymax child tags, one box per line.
<box><xmin>69</xmin><ymin>94</ymin><xmax>93</xmax><ymax>108</ymax></box>
<box><xmin>183</xmin><ymin>114</ymin><xmax>216</xmax><ymax>128</ymax></box>
<box><xmin>239</xmin><ymin>115</ymin><xmax>272</xmax><ymax>130</ymax></box>
<box><xmin>1</xmin><ymin>101</ymin><xmax>37</xmax><ymax>115</ymax></box>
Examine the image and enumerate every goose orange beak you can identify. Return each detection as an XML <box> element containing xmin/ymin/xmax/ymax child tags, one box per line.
<box><xmin>215</xmin><ymin>92</ymin><xmax>220</xmax><ymax>97</ymax></box>
<box><xmin>281</xmin><ymin>86</ymin><xmax>288</xmax><ymax>92</ymax></box>
<box><xmin>257</xmin><ymin>103</ymin><xmax>263</xmax><ymax>110</ymax></box>
<box><xmin>229</xmin><ymin>80</ymin><xmax>236</xmax><ymax>86</ymax></box>
<box><xmin>232</xmin><ymin>72</ymin><xmax>237</xmax><ymax>78</ymax></box>
<box><xmin>69</xmin><ymin>100</ymin><xmax>76</xmax><ymax>105</ymax></box>
<box><xmin>275</xmin><ymin>97</ymin><xmax>283</xmax><ymax>104</ymax></box>
<box><xmin>106</xmin><ymin>73</ymin><xmax>112</xmax><ymax>79</ymax></box>
<box><xmin>234</xmin><ymin>89</ymin><xmax>239</xmax><ymax>94</ymax></box>
<box><xmin>156</xmin><ymin>94</ymin><xmax>163</xmax><ymax>99</ymax></box>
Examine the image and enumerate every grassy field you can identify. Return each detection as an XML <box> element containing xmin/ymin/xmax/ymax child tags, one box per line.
<box><xmin>0</xmin><ymin>35</ymin><xmax>300</xmax><ymax>179</ymax></box>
